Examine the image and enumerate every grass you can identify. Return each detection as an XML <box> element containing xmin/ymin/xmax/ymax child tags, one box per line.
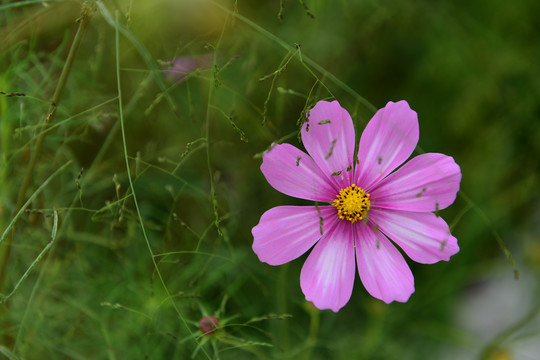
<box><xmin>0</xmin><ymin>0</ymin><xmax>539</xmax><ymax>359</ymax></box>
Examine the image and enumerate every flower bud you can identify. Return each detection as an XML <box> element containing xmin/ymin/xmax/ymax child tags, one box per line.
<box><xmin>198</xmin><ymin>315</ymin><xmax>219</xmax><ymax>336</ymax></box>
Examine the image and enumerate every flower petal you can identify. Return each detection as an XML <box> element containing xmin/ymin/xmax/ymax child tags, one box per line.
<box><xmin>261</xmin><ymin>143</ymin><xmax>337</xmax><ymax>202</ymax></box>
<box><xmin>355</xmin><ymin>101</ymin><xmax>419</xmax><ymax>190</ymax></box>
<box><xmin>355</xmin><ymin>224</ymin><xmax>415</xmax><ymax>303</ymax></box>
<box><xmin>301</xmin><ymin>100</ymin><xmax>356</xmax><ymax>188</ymax></box>
<box><xmin>300</xmin><ymin>219</ymin><xmax>355</xmax><ymax>312</ymax></box>
<box><xmin>370</xmin><ymin>153</ymin><xmax>461</xmax><ymax>212</ymax></box>
<box><xmin>252</xmin><ymin>206</ymin><xmax>337</xmax><ymax>266</ymax></box>
<box><xmin>369</xmin><ymin>208</ymin><xmax>459</xmax><ymax>264</ymax></box>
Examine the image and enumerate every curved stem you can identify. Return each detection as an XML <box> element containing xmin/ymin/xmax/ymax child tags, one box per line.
<box><xmin>0</xmin><ymin>0</ymin><xmax>92</xmax><ymax>307</ymax></box>
<box><xmin>0</xmin><ymin>2</ymin><xmax>92</xmax><ymax>351</ymax></box>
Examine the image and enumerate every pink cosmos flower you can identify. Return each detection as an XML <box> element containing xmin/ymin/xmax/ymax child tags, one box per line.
<box><xmin>162</xmin><ymin>54</ymin><xmax>213</xmax><ymax>81</ymax></box>
<box><xmin>252</xmin><ymin>100</ymin><xmax>461</xmax><ymax>312</ymax></box>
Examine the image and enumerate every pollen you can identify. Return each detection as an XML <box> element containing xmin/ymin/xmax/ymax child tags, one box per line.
<box><xmin>332</xmin><ymin>184</ymin><xmax>371</xmax><ymax>223</ymax></box>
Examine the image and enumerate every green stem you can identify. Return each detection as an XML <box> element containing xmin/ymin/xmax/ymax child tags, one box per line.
<box><xmin>277</xmin><ymin>264</ymin><xmax>289</xmax><ymax>352</ymax></box>
<box><xmin>0</xmin><ymin>209</ymin><xmax>58</xmax><ymax>305</ymax></box>
<box><xmin>0</xmin><ymin>3</ymin><xmax>92</xmax><ymax>291</ymax></box>
<box><xmin>205</xmin><ymin>13</ymin><xmax>229</xmax><ymax>239</ymax></box>
<box><xmin>15</xmin><ymin>7</ymin><xmax>91</xmax><ymax>212</ymax></box>
<box><xmin>302</xmin><ymin>304</ymin><xmax>320</xmax><ymax>360</ymax></box>
<box><xmin>110</xmin><ymin>9</ymin><xmax>209</xmax><ymax>358</ymax></box>
<box><xmin>208</xmin><ymin>0</ymin><xmax>377</xmax><ymax>114</ymax></box>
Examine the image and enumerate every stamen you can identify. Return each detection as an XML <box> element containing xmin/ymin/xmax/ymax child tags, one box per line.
<box><xmin>331</xmin><ymin>184</ymin><xmax>371</xmax><ymax>223</ymax></box>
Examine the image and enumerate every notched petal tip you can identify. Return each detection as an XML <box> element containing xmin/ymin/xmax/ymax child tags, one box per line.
<box><xmin>355</xmin><ymin>100</ymin><xmax>420</xmax><ymax>190</ymax></box>
<box><xmin>370</xmin><ymin>153</ymin><xmax>462</xmax><ymax>212</ymax></box>
<box><xmin>386</xmin><ymin>99</ymin><xmax>411</xmax><ymax>108</ymax></box>
<box><xmin>370</xmin><ymin>209</ymin><xmax>460</xmax><ymax>264</ymax></box>
<box><xmin>300</xmin><ymin>220</ymin><xmax>355</xmax><ymax>312</ymax></box>
<box><xmin>355</xmin><ymin>225</ymin><xmax>415</xmax><ymax>304</ymax></box>
<box><xmin>300</xmin><ymin>100</ymin><xmax>356</xmax><ymax>188</ymax></box>
<box><xmin>304</xmin><ymin>295</ymin><xmax>343</xmax><ymax>312</ymax></box>
<box><xmin>438</xmin><ymin>233</ymin><xmax>460</xmax><ymax>260</ymax></box>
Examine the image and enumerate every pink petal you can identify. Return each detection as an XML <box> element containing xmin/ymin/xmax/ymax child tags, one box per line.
<box><xmin>370</xmin><ymin>153</ymin><xmax>461</xmax><ymax>212</ymax></box>
<box><xmin>301</xmin><ymin>100</ymin><xmax>356</xmax><ymax>189</ymax></box>
<box><xmin>355</xmin><ymin>101</ymin><xmax>419</xmax><ymax>190</ymax></box>
<box><xmin>355</xmin><ymin>224</ymin><xmax>415</xmax><ymax>303</ymax></box>
<box><xmin>300</xmin><ymin>219</ymin><xmax>355</xmax><ymax>312</ymax></box>
<box><xmin>252</xmin><ymin>206</ymin><xmax>337</xmax><ymax>266</ymax></box>
<box><xmin>261</xmin><ymin>143</ymin><xmax>337</xmax><ymax>202</ymax></box>
<box><xmin>164</xmin><ymin>54</ymin><xmax>213</xmax><ymax>80</ymax></box>
<box><xmin>369</xmin><ymin>208</ymin><xmax>459</xmax><ymax>264</ymax></box>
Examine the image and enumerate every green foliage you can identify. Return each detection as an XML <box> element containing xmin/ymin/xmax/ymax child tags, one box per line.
<box><xmin>0</xmin><ymin>0</ymin><xmax>538</xmax><ymax>359</ymax></box>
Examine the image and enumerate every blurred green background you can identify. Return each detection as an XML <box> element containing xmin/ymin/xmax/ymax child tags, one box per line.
<box><xmin>0</xmin><ymin>0</ymin><xmax>539</xmax><ymax>359</ymax></box>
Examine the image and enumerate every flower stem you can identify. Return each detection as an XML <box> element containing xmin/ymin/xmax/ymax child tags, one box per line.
<box><xmin>301</xmin><ymin>303</ymin><xmax>320</xmax><ymax>360</ymax></box>
<box><xmin>277</xmin><ymin>264</ymin><xmax>290</xmax><ymax>351</ymax></box>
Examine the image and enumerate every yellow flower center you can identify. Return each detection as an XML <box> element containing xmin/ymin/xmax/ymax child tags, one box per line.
<box><xmin>332</xmin><ymin>184</ymin><xmax>371</xmax><ymax>223</ymax></box>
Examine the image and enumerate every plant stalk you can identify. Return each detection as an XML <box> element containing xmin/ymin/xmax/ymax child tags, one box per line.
<box><xmin>0</xmin><ymin>3</ymin><xmax>92</xmax><ymax>293</ymax></box>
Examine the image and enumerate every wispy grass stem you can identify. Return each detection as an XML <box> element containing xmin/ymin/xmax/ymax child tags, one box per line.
<box><xmin>0</xmin><ymin>3</ymin><xmax>92</xmax><ymax>291</ymax></box>
<box><xmin>112</xmin><ymin>10</ymin><xmax>209</xmax><ymax>358</ymax></box>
